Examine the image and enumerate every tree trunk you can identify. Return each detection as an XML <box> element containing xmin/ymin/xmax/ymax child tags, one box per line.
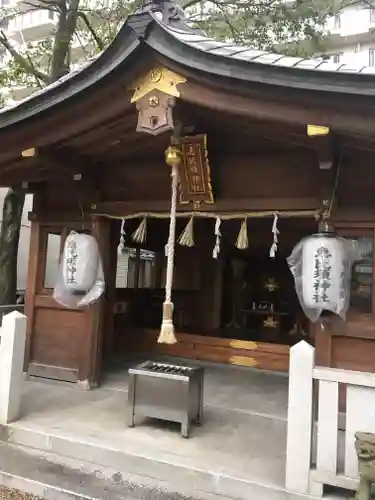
<box><xmin>0</xmin><ymin>187</ymin><xmax>25</xmax><ymax>305</ymax></box>
<box><xmin>0</xmin><ymin>1</ymin><xmax>80</xmax><ymax>309</ymax></box>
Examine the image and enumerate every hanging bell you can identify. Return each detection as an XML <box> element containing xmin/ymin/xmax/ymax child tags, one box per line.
<box><xmin>165</xmin><ymin>146</ymin><xmax>182</xmax><ymax>168</ymax></box>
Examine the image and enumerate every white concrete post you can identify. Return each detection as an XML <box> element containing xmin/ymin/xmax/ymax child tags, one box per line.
<box><xmin>0</xmin><ymin>311</ymin><xmax>27</xmax><ymax>424</ymax></box>
<box><xmin>285</xmin><ymin>340</ymin><xmax>315</xmax><ymax>494</ymax></box>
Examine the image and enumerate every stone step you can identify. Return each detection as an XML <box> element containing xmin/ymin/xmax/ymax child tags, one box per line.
<box><xmin>0</xmin><ymin>424</ymin><xmax>350</xmax><ymax>500</ymax></box>
<box><xmin>0</xmin><ymin>442</ymin><xmax>231</xmax><ymax>500</ymax></box>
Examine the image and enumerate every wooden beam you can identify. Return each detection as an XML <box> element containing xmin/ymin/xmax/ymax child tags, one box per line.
<box><xmin>333</xmin><ymin>209</ymin><xmax>375</xmax><ymax>224</ymax></box>
<box><xmin>38</xmin><ymin>147</ymin><xmax>86</xmax><ymax>175</ymax></box>
<box><xmin>307</xmin><ymin>126</ymin><xmax>334</xmax><ymax>171</ymax></box>
<box><xmin>35</xmin><ymin>147</ymin><xmax>102</xmax><ymax>205</ymax></box>
<box><xmin>28</xmin><ymin>212</ymin><xmax>94</xmax><ymax>225</ymax></box>
<box><xmin>93</xmin><ymin>197</ymin><xmax>319</xmax><ymax>216</ymax></box>
<box><xmin>179</xmin><ymin>81</ymin><xmax>375</xmax><ymax>138</ymax></box>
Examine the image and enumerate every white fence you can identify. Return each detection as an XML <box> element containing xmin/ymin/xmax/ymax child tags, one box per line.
<box><xmin>0</xmin><ymin>311</ymin><xmax>27</xmax><ymax>424</ymax></box>
<box><xmin>286</xmin><ymin>340</ymin><xmax>375</xmax><ymax>497</ymax></box>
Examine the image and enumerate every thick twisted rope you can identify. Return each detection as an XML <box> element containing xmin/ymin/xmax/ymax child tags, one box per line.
<box><xmin>96</xmin><ymin>209</ymin><xmax>319</xmax><ymax>221</ymax></box>
<box><xmin>165</xmin><ymin>164</ymin><xmax>179</xmax><ymax>304</ymax></box>
<box><xmin>157</xmin><ymin>164</ymin><xmax>179</xmax><ymax>344</ymax></box>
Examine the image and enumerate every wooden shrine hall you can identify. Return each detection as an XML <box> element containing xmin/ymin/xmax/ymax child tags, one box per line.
<box><xmin>1</xmin><ymin>0</ymin><xmax>375</xmax><ymax>386</ymax></box>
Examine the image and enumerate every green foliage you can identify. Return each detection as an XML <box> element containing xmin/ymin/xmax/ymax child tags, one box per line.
<box><xmin>187</xmin><ymin>0</ymin><xmax>332</xmax><ymax>52</ymax></box>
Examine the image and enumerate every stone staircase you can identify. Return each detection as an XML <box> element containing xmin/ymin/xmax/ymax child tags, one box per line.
<box><xmin>0</xmin><ymin>423</ymin><xmax>352</xmax><ymax>500</ymax></box>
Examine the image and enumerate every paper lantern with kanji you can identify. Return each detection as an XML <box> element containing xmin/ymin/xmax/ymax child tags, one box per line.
<box><xmin>287</xmin><ymin>233</ymin><xmax>355</xmax><ymax>322</ymax></box>
<box><xmin>62</xmin><ymin>232</ymin><xmax>99</xmax><ymax>292</ymax></box>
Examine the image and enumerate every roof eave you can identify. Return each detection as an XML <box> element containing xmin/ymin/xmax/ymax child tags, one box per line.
<box><xmin>145</xmin><ymin>21</ymin><xmax>375</xmax><ymax>96</ymax></box>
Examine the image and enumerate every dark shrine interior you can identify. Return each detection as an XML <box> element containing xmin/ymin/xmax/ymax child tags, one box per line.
<box><xmin>113</xmin><ymin>217</ymin><xmax>316</xmax><ymax>348</ymax></box>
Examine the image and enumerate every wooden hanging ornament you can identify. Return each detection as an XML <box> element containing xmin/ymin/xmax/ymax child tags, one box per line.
<box><xmin>236</xmin><ymin>218</ymin><xmax>248</xmax><ymax>250</ymax></box>
<box><xmin>132</xmin><ymin>217</ymin><xmax>147</xmax><ymax>244</ymax></box>
<box><xmin>178</xmin><ymin>216</ymin><xmax>195</xmax><ymax>247</ymax></box>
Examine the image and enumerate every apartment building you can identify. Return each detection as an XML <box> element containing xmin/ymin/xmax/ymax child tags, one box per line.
<box><xmin>321</xmin><ymin>3</ymin><xmax>375</xmax><ymax>66</ymax></box>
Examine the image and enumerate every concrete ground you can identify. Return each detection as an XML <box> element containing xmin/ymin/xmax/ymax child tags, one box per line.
<box><xmin>0</xmin><ymin>360</ymin><xmax>352</xmax><ymax>499</ymax></box>
<box><xmin>16</xmin><ymin>362</ymin><xmax>289</xmax><ymax>487</ymax></box>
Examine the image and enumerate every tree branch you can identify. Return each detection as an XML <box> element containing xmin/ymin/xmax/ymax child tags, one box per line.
<box><xmin>0</xmin><ymin>30</ymin><xmax>50</xmax><ymax>85</ymax></box>
<box><xmin>77</xmin><ymin>11</ymin><xmax>104</xmax><ymax>50</ymax></box>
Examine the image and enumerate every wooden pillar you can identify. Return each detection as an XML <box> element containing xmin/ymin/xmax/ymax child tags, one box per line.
<box><xmin>81</xmin><ymin>216</ymin><xmax>112</xmax><ymax>387</ymax></box>
<box><xmin>103</xmin><ymin>220</ymin><xmax>118</xmax><ymax>359</ymax></box>
<box><xmin>23</xmin><ymin>219</ymin><xmax>43</xmax><ymax>371</ymax></box>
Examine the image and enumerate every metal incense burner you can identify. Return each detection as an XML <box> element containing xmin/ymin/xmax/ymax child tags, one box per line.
<box><xmin>127</xmin><ymin>361</ymin><xmax>204</xmax><ymax>438</ymax></box>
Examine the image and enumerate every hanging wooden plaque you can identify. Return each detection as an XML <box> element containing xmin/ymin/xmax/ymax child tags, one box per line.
<box><xmin>179</xmin><ymin>134</ymin><xmax>214</xmax><ymax>206</ymax></box>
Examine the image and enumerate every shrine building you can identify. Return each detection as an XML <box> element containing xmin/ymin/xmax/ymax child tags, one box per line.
<box><xmin>0</xmin><ymin>0</ymin><xmax>374</xmax><ymax>386</ymax></box>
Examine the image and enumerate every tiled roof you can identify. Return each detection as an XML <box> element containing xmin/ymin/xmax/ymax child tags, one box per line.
<box><xmin>1</xmin><ymin>0</ymin><xmax>375</xmax><ymax>122</ymax></box>
<box><xmin>159</xmin><ymin>21</ymin><xmax>375</xmax><ymax>75</ymax></box>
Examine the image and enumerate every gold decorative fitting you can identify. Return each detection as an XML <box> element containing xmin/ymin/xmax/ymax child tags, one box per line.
<box><xmin>165</xmin><ymin>146</ymin><xmax>182</xmax><ymax>168</ymax></box>
<box><xmin>21</xmin><ymin>147</ymin><xmax>36</xmax><ymax>158</ymax></box>
<box><xmin>307</xmin><ymin>125</ymin><xmax>330</xmax><ymax>137</ymax></box>
<box><xmin>149</xmin><ymin>95</ymin><xmax>159</xmax><ymax>107</ymax></box>
<box><xmin>150</xmin><ymin>69</ymin><xmax>162</xmax><ymax>83</ymax></box>
<box><xmin>229</xmin><ymin>339</ymin><xmax>258</xmax><ymax>351</ymax></box>
<box><xmin>264</xmin><ymin>277</ymin><xmax>279</xmax><ymax>292</ymax></box>
<box><xmin>130</xmin><ymin>67</ymin><xmax>186</xmax><ymax>103</ymax></box>
<box><xmin>263</xmin><ymin>316</ymin><xmax>279</xmax><ymax>329</ymax></box>
<box><xmin>229</xmin><ymin>355</ymin><xmax>258</xmax><ymax>368</ymax></box>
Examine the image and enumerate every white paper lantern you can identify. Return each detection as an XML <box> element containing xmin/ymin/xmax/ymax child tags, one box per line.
<box><xmin>62</xmin><ymin>232</ymin><xmax>99</xmax><ymax>292</ymax></box>
<box><xmin>301</xmin><ymin>233</ymin><xmax>346</xmax><ymax>314</ymax></box>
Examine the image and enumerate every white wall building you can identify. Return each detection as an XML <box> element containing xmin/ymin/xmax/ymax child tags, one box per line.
<box><xmin>321</xmin><ymin>4</ymin><xmax>375</xmax><ymax>67</ymax></box>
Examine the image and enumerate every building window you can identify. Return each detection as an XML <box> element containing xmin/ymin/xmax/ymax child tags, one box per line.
<box><xmin>116</xmin><ymin>247</ymin><xmax>156</xmax><ymax>289</ymax></box>
<box><xmin>350</xmin><ymin>237</ymin><xmax>373</xmax><ymax>313</ymax></box>
<box><xmin>370</xmin><ymin>8</ymin><xmax>375</xmax><ymax>23</ymax></box>
<box><xmin>354</xmin><ymin>44</ymin><xmax>360</xmax><ymax>54</ymax></box>
<box><xmin>370</xmin><ymin>48</ymin><xmax>375</xmax><ymax>66</ymax></box>
<box><xmin>333</xmin><ymin>52</ymin><xmax>343</xmax><ymax>63</ymax></box>
<box><xmin>44</xmin><ymin>232</ymin><xmax>62</xmax><ymax>289</ymax></box>
<box><xmin>334</xmin><ymin>13</ymin><xmax>341</xmax><ymax>29</ymax></box>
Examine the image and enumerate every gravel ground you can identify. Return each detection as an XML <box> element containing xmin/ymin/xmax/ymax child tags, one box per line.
<box><xmin>0</xmin><ymin>488</ymin><xmax>42</xmax><ymax>499</ymax></box>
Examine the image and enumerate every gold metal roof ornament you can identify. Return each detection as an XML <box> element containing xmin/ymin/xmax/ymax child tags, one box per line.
<box><xmin>129</xmin><ymin>67</ymin><xmax>186</xmax><ymax>136</ymax></box>
<box><xmin>130</xmin><ymin>67</ymin><xmax>186</xmax><ymax>103</ymax></box>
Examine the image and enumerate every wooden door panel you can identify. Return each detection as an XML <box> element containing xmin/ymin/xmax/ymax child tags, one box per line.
<box><xmin>25</xmin><ymin>219</ymin><xmax>109</xmax><ymax>386</ymax></box>
<box><xmin>31</xmin><ymin>308</ymin><xmax>85</xmax><ymax>367</ymax></box>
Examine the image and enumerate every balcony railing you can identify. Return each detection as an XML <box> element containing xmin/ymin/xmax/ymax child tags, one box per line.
<box><xmin>9</xmin><ymin>9</ymin><xmax>58</xmax><ymax>33</ymax></box>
